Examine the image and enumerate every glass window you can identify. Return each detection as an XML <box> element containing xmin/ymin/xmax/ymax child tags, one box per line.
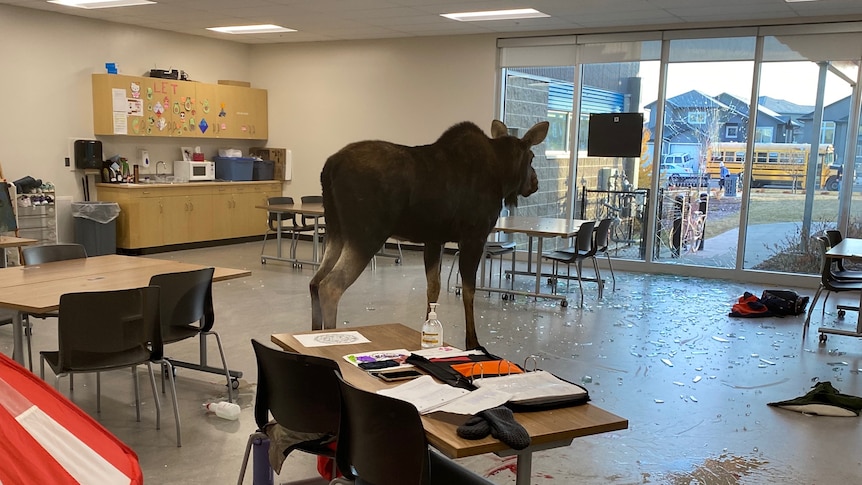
<box><xmin>726</xmin><ymin>125</ymin><xmax>739</xmax><ymax>138</ymax></box>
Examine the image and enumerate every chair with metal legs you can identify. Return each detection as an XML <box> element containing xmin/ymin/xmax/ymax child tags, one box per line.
<box><xmin>541</xmin><ymin>220</ymin><xmax>598</xmax><ymax>307</ymax></box>
<box><xmin>237</xmin><ymin>340</ymin><xmax>341</xmax><ymax>484</ymax></box>
<box><xmin>803</xmin><ymin>236</ymin><xmax>862</xmax><ymax>340</ymax></box>
<box><xmin>17</xmin><ymin>243</ymin><xmax>88</xmax><ymax>370</ymax></box>
<box><xmin>39</xmin><ymin>286</ymin><xmax>182</xmax><ymax>447</ymax></box>
<box><xmin>260</xmin><ymin>196</ymin><xmax>295</xmax><ymax>258</ymax></box>
<box><xmin>149</xmin><ymin>267</ymin><xmax>237</xmax><ymax>402</ymax></box>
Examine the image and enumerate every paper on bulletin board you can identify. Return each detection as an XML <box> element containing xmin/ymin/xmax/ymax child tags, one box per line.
<box><xmin>111</xmin><ymin>88</ymin><xmax>126</xmax><ymax>112</ymax></box>
<box><xmin>112</xmin><ymin>112</ymin><xmax>127</xmax><ymax>135</ymax></box>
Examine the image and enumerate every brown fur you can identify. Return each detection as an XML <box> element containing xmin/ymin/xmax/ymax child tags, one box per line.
<box><xmin>310</xmin><ymin>120</ymin><xmax>548</xmax><ymax>349</ymax></box>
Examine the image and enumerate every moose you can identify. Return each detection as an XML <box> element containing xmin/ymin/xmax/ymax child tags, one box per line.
<box><xmin>309</xmin><ymin>119</ymin><xmax>549</xmax><ymax>349</ymax></box>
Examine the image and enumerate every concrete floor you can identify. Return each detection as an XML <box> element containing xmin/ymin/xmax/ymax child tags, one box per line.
<box><xmin>2</xmin><ymin>239</ymin><xmax>862</xmax><ymax>484</ymax></box>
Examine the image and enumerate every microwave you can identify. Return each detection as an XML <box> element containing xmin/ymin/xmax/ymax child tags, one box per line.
<box><xmin>173</xmin><ymin>160</ymin><xmax>215</xmax><ymax>182</ymax></box>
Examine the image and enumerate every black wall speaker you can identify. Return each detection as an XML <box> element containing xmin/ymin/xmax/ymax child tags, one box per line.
<box><xmin>74</xmin><ymin>140</ymin><xmax>103</xmax><ymax>169</ymax></box>
<box><xmin>587</xmin><ymin>113</ymin><xmax>644</xmax><ymax>158</ymax></box>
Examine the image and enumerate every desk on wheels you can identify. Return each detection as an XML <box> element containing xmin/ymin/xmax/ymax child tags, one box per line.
<box><xmin>256</xmin><ymin>202</ymin><xmax>325</xmax><ymax>267</ymax></box>
<box><xmin>823</xmin><ymin>238</ymin><xmax>862</xmax><ymax>341</ymax></box>
<box><xmin>485</xmin><ymin>217</ymin><xmax>592</xmax><ymax>307</ymax></box>
<box><xmin>0</xmin><ymin>235</ymin><xmax>38</xmax><ymax>268</ymax></box>
<box><xmin>0</xmin><ymin>255</ymin><xmax>251</xmax><ymax>373</ymax></box>
<box><xmin>271</xmin><ymin>323</ymin><xmax>628</xmax><ymax>485</ymax></box>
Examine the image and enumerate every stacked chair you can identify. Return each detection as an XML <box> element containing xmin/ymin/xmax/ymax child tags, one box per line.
<box><xmin>803</xmin><ymin>234</ymin><xmax>862</xmax><ymax>339</ymax></box>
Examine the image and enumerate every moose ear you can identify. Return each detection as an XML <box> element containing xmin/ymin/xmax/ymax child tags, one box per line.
<box><xmin>522</xmin><ymin>121</ymin><xmax>549</xmax><ymax>146</ymax></box>
<box><xmin>491</xmin><ymin>120</ymin><xmax>509</xmax><ymax>138</ymax></box>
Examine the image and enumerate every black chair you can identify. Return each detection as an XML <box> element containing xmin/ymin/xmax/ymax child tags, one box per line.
<box><xmin>260</xmin><ymin>196</ymin><xmax>295</xmax><ymax>258</ymax></box>
<box><xmin>803</xmin><ymin>236</ymin><xmax>862</xmax><ymax>337</ymax></box>
<box><xmin>18</xmin><ymin>243</ymin><xmax>88</xmax><ymax>369</ymax></box>
<box><xmin>237</xmin><ymin>340</ymin><xmax>342</xmax><ymax>484</ymax></box>
<box><xmin>593</xmin><ymin>218</ymin><xmax>616</xmax><ymax>292</ymax></box>
<box><xmin>447</xmin><ymin>237</ymin><xmax>516</xmax><ymax>294</ymax></box>
<box><xmin>21</xmin><ymin>243</ymin><xmax>87</xmax><ymax>265</ymax></box>
<box><xmin>542</xmin><ymin>220</ymin><xmax>598</xmax><ymax>307</ymax></box>
<box><xmin>39</xmin><ymin>286</ymin><xmax>182</xmax><ymax>447</ymax></box>
<box><xmin>149</xmin><ymin>267</ymin><xmax>235</xmax><ymax>402</ymax></box>
<box><xmin>331</xmin><ymin>373</ymin><xmax>494</xmax><ymax>485</ymax></box>
<box><xmin>295</xmin><ymin>195</ymin><xmax>327</xmax><ymax>256</ymax></box>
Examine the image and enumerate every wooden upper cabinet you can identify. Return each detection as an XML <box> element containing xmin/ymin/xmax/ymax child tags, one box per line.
<box><xmin>92</xmin><ymin>74</ymin><xmax>267</xmax><ymax>139</ymax></box>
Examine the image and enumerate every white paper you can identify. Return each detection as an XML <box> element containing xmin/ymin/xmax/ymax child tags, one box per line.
<box><xmin>410</xmin><ymin>346</ymin><xmax>485</xmax><ymax>359</ymax></box>
<box><xmin>377</xmin><ymin>375</ymin><xmax>471</xmax><ymax>414</ymax></box>
<box><xmin>293</xmin><ymin>331</ymin><xmax>370</xmax><ymax>348</ymax></box>
<box><xmin>127</xmin><ymin>98</ymin><xmax>143</xmax><ymax>116</ymax></box>
<box><xmin>112</xmin><ymin>112</ymin><xmax>127</xmax><ymax>135</ymax></box>
<box><xmin>473</xmin><ymin>370</ymin><xmax>587</xmax><ymax>405</ymax></box>
<box><xmin>433</xmin><ymin>387</ymin><xmax>512</xmax><ymax>415</ymax></box>
<box><xmin>111</xmin><ymin>88</ymin><xmax>126</xmax><ymax>112</ymax></box>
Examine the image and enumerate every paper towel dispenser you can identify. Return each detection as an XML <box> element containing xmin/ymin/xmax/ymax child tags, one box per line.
<box><xmin>74</xmin><ymin>140</ymin><xmax>103</xmax><ymax>169</ymax></box>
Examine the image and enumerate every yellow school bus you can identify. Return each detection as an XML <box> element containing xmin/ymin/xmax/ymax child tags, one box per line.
<box><xmin>706</xmin><ymin>142</ymin><xmax>838</xmax><ymax>190</ymax></box>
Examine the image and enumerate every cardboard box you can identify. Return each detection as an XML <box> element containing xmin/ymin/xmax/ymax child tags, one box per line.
<box><xmin>218</xmin><ymin>80</ymin><xmax>251</xmax><ymax>87</ymax></box>
<box><xmin>250</xmin><ymin>147</ymin><xmax>287</xmax><ymax>181</ymax></box>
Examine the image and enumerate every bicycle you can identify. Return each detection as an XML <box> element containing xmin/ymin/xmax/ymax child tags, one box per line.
<box><xmin>599</xmin><ymin>192</ymin><xmax>643</xmax><ymax>246</ymax></box>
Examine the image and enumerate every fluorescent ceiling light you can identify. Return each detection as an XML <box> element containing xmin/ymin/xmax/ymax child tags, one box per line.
<box><xmin>48</xmin><ymin>0</ymin><xmax>155</xmax><ymax>8</ymax></box>
<box><xmin>441</xmin><ymin>8</ymin><xmax>550</xmax><ymax>22</ymax></box>
<box><xmin>207</xmin><ymin>24</ymin><xmax>296</xmax><ymax>34</ymax></box>
<box><xmin>784</xmin><ymin>0</ymin><xmax>819</xmax><ymax>2</ymax></box>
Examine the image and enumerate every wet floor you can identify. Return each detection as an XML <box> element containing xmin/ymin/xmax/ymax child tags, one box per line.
<box><xmin>3</xmin><ymin>241</ymin><xmax>861</xmax><ymax>484</ymax></box>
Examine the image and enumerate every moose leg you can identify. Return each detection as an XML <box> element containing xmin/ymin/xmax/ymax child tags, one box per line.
<box><xmin>317</xmin><ymin>242</ymin><xmax>381</xmax><ymax>329</ymax></box>
<box><xmin>310</xmin><ymin>235</ymin><xmax>344</xmax><ymax>330</ymax></box>
<box><xmin>458</xmin><ymin>239</ymin><xmax>485</xmax><ymax>349</ymax></box>
<box><xmin>423</xmin><ymin>242</ymin><xmax>443</xmax><ymax>314</ymax></box>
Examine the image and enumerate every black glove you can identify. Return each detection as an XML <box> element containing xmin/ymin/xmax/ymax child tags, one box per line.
<box><xmin>456</xmin><ymin>406</ymin><xmax>531</xmax><ymax>450</ymax></box>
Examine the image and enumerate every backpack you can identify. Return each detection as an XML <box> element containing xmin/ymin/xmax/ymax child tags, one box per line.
<box><xmin>760</xmin><ymin>289</ymin><xmax>809</xmax><ymax>316</ymax></box>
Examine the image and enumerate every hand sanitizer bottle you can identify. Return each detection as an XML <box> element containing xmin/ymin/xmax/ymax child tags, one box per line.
<box><xmin>421</xmin><ymin>302</ymin><xmax>443</xmax><ymax>348</ymax></box>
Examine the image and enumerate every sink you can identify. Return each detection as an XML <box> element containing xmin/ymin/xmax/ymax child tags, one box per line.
<box><xmin>138</xmin><ymin>175</ymin><xmax>181</xmax><ymax>184</ymax></box>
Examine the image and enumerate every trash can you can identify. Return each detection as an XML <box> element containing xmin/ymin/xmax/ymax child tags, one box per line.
<box><xmin>724</xmin><ymin>175</ymin><xmax>738</xmax><ymax>197</ymax></box>
<box><xmin>72</xmin><ymin>202</ymin><xmax>120</xmax><ymax>256</ymax></box>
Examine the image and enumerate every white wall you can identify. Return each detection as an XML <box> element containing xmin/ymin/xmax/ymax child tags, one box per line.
<box><xmin>0</xmin><ymin>4</ymin><xmax>499</xmax><ymax>204</ymax></box>
<box><xmin>0</xmin><ymin>5</ymin><xmax>252</xmax><ymax>200</ymax></box>
<box><xmin>246</xmin><ymin>35</ymin><xmax>498</xmax><ymax>198</ymax></box>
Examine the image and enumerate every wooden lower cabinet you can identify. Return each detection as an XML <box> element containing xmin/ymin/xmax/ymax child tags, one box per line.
<box><xmin>97</xmin><ymin>181</ymin><xmax>282</xmax><ymax>250</ymax></box>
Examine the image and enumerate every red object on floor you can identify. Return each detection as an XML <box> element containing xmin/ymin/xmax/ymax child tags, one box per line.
<box><xmin>316</xmin><ymin>441</ymin><xmax>342</xmax><ymax>481</ymax></box>
<box><xmin>0</xmin><ymin>352</ymin><xmax>143</xmax><ymax>485</ymax></box>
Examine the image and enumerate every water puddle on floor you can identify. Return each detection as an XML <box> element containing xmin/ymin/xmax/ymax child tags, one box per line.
<box><xmin>656</xmin><ymin>453</ymin><xmax>769</xmax><ymax>484</ymax></box>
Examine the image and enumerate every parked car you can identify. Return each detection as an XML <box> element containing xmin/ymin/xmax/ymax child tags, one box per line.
<box><xmin>660</xmin><ymin>162</ymin><xmax>694</xmax><ymax>185</ymax></box>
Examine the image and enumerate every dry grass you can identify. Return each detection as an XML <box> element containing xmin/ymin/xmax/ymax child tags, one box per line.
<box><xmin>705</xmin><ymin>189</ymin><xmax>849</xmax><ymax>237</ymax></box>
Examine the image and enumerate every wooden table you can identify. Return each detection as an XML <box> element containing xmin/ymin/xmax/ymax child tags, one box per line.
<box><xmin>0</xmin><ymin>235</ymin><xmax>38</xmax><ymax>268</ymax></box>
<box><xmin>489</xmin><ymin>217</ymin><xmax>592</xmax><ymax>306</ymax></box>
<box><xmin>256</xmin><ymin>202</ymin><xmax>325</xmax><ymax>267</ymax></box>
<box><xmin>824</xmin><ymin>238</ymin><xmax>862</xmax><ymax>339</ymax></box>
<box><xmin>271</xmin><ymin>323</ymin><xmax>628</xmax><ymax>485</ymax></box>
<box><xmin>0</xmin><ymin>254</ymin><xmax>251</xmax><ymax>366</ymax></box>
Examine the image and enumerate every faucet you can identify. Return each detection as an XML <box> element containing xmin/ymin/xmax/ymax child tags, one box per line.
<box><xmin>156</xmin><ymin>161</ymin><xmax>167</xmax><ymax>174</ymax></box>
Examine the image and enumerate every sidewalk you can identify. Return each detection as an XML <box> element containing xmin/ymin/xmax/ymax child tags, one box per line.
<box><xmin>678</xmin><ymin>221</ymin><xmax>801</xmax><ymax>267</ymax></box>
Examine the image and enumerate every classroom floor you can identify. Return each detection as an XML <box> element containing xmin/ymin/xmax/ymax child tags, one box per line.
<box><xmin>3</xmin><ymin>240</ymin><xmax>861</xmax><ymax>484</ymax></box>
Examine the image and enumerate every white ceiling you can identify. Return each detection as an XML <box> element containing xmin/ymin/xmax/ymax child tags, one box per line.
<box><xmin>3</xmin><ymin>0</ymin><xmax>862</xmax><ymax>44</ymax></box>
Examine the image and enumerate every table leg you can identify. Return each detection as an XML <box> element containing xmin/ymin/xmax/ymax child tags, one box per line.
<box><xmin>12</xmin><ymin>311</ymin><xmax>23</xmax><ymax>366</ymax></box>
<box><xmin>312</xmin><ymin>217</ymin><xmax>319</xmax><ymax>263</ymax></box>
<box><xmin>516</xmin><ymin>452</ymin><xmax>532</xmax><ymax>485</ymax></box>
<box><xmin>534</xmin><ymin>237</ymin><xmax>543</xmax><ymax>296</ymax></box>
<box><xmin>275</xmin><ymin>213</ymin><xmax>283</xmax><ymax>259</ymax></box>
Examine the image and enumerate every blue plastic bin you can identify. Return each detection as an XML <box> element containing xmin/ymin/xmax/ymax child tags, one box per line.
<box><xmin>214</xmin><ymin>157</ymin><xmax>254</xmax><ymax>181</ymax></box>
